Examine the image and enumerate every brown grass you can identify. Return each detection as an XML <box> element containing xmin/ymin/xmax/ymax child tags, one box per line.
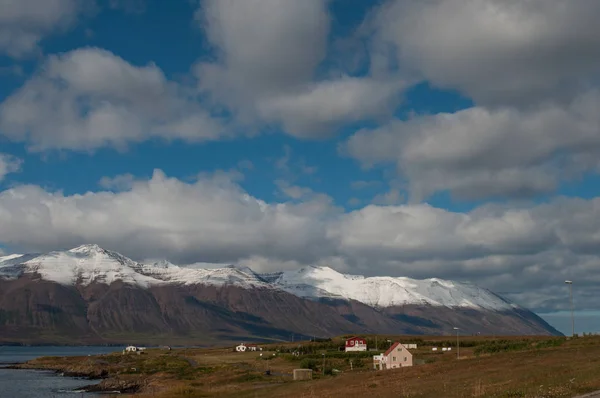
<box><xmin>15</xmin><ymin>335</ymin><xmax>600</xmax><ymax>398</ymax></box>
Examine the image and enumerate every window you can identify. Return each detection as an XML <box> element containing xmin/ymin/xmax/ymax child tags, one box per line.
<box><xmin>404</xmin><ymin>357</ymin><xmax>407</xmax><ymax>361</ymax></box>
<box><xmin>392</xmin><ymin>357</ymin><xmax>396</xmax><ymax>361</ymax></box>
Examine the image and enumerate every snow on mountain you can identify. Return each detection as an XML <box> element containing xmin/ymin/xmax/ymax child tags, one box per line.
<box><xmin>2</xmin><ymin>244</ymin><xmax>159</xmax><ymax>287</ymax></box>
<box><xmin>0</xmin><ymin>245</ymin><xmax>269</xmax><ymax>289</ymax></box>
<box><xmin>0</xmin><ymin>245</ymin><xmax>515</xmax><ymax>311</ymax></box>
<box><xmin>267</xmin><ymin>266</ymin><xmax>516</xmax><ymax>311</ymax></box>
<box><xmin>137</xmin><ymin>262</ymin><xmax>269</xmax><ymax>288</ymax></box>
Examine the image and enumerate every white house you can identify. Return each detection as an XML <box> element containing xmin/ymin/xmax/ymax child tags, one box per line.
<box><xmin>345</xmin><ymin>337</ymin><xmax>367</xmax><ymax>352</ymax></box>
<box><xmin>235</xmin><ymin>344</ymin><xmax>247</xmax><ymax>352</ymax></box>
<box><xmin>235</xmin><ymin>343</ymin><xmax>262</xmax><ymax>352</ymax></box>
<box><xmin>124</xmin><ymin>346</ymin><xmax>146</xmax><ymax>354</ymax></box>
<box><xmin>373</xmin><ymin>342</ymin><xmax>413</xmax><ymax>370</ymax></box>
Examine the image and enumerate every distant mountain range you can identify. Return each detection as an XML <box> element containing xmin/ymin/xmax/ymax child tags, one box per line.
<box><xmin>0</xmin><ymin>244</ymin><xmax>561</xmax><ymax>345</ymax></box>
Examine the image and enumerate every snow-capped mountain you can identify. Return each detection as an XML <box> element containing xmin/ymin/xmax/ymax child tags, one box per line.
<box><xmin>268</xmin><ymin>266</ymin><xmax>516</xmax><ymax>311</ymax></box>
<box><xmin>0</xmin><ymin>245</ymin><xmax>269</xmax><ymax>290</ymax></box>
<box><xmin>1</xmin><ymin>244</ymin><xmax>512</xmax><ymax>311</ymax></box>
<box><xmin>0</xmin><ymin>245</ymin><xmax>561</xmax><ymax>343</ymax></box>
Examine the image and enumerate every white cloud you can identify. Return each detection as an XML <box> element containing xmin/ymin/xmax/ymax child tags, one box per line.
<box><xmin>275</xmin><ymin>179</ymin><xmax>314</xmax><ymax>201</ymax></box>
<box><xmin>98</xmin><ymin>173</ymin><xmax>135</xmax><ymax>191</ymax></box>
<box><xmin>0</xmin><ymin>0</ymin><xmax>87</xmax><ymax>57</ymax></box>
<box><xmin>0</xmin><ymin>47</ymin><xmax>226</xmax><ymax>151</ymax></box>
<box><xmin>0</xmin><ymin>170</ymin><xmax>336</xmax><ymax>265</ymax></box>
<box><xmin>371</xmin><ymin>188</ymin><xmax>403</xmax><ymax>206</ymax></box>
<box><xmin>194</xmin><ymin>0</ymin><xmax>405</xmax><ymax>138</ymax></box>
<box><xmin>345</xmin><ymin>90</ymin><xmax>600</xmax><ymax>200</ymax></box>
<box><xmin>369</xmin><ymin>0</ymin><xmax>600</xmax><ymax>105</ymax></box>
<box><xmin>257</xmin><ymin>77</ymin><xmax>405</xmax><ymax>138</ymax></box>
<box><xmin>0</xmin><ymin>153</ymin><xmax>22</xmax><ymax>181</ymax></box>
<box><xmin>0</xmin><ymin>172</ymin><xmax>600</xmax><ymax>311</ymax></box>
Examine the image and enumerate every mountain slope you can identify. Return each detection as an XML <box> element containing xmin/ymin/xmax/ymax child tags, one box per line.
<box><xmin>265</xmin><ymin>266</ymin><xmax>517</xmax><ymax>311</ymax></box>
<box><xmin>0</xmin><ymin>245</ymin><xmax>561</xmax><ymax>344</ymax></box>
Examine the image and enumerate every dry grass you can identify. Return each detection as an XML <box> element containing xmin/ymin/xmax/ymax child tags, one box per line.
<box><xmin>15</xmin><ymin>335</ymin><xmax>600</xmax><ymax>398</ymax></box>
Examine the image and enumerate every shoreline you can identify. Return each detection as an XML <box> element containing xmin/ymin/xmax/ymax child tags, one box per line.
<box><xmin>8</xmin><ymin>361</ymin><xmax>144</xmax><ymax>394</ymax></box>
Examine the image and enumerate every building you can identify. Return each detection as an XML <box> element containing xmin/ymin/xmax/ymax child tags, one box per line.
<box><xmin>235</xmin><ymin>343</ymin><xmax>247</xmax><ymax>352</ymax></box>
<box><xmin>373</xmin><ymin>342</ymin><xmax>413</xmax><ymax>370</ymax></box>
<box><xmin>345</xmin><ymin>336</ymin><xmax>367</xmax><ymax>352</ymax></box>
<box><xmin>246</xmin><ymin>344</ymin><xmax>262</xmax><ymax>351</ymax></box>
<box><xmin>235</xmin><ymin>343</ymin><xmax>262</xmax><ymax>352</ymax></box>
<box><xmin>123</xmin><ymin>346</ymin><xmax>146</xmax><ymax>354</ymax></box>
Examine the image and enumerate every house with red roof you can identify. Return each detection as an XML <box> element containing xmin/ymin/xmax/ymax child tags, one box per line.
<box><xmin>345</xmin><ymin>336</ymin><xmax>367</xmax><ymax>352</ymax></box>
<box><xmin>373</xmin><ymin>342</ymin><xmax>413</xmax><ymax>370</ymax></box>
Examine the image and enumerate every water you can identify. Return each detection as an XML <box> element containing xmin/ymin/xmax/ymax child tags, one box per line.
<box><xmin>0</xmin><ymin>346</ymin><xmax>124</xmax><ymax>397</ymax></box>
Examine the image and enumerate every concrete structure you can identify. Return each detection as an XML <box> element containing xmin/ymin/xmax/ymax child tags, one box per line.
<box><xmin>293</xmin><ymin>369</ymin><xmax>313</xmax><ymax>380</ymax></box>
<box><xmin>345</xmin><ymin>336</ymin><xmax>367</xmax><ymax>352</ymax></box>
<box><xmin>373</xmin><ymin>342</ymin><xmax>413</xmax><ymax>370</ymax></box>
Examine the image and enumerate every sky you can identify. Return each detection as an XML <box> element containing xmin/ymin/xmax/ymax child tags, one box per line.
<box><xmin>0</xmin><ymin>0</ymin><xmax>599</xmax><ymax>335</ymax></box>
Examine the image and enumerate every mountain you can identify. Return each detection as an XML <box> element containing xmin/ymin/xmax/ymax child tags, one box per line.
<box><xmin>0</xmin><ymin>245</ymin><xmax>561</xmax><ymax>345</ymax></box>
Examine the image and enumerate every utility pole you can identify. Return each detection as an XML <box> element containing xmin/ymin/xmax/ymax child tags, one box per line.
<box><xmin>565</xmin><ymin>280</ymin><xmax>574</xmax><ymax>337</ymax></box>
<box><xmin>322</xmin><ymin>352</ymin><xmax>325</xmax><ymax>375</ymax></box>
<box><xmin>375</xmin><ymin>335</ymin><xmax>378</xmax><ymax>350</ymax></box>
<box><xmin>453</xmin><ymin>327</ymin><xmax>460</xmax><ymax>359</ymax></box>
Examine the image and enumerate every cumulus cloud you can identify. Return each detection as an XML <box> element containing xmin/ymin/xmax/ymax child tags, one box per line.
<box><xmin>0</xmin><ymin>170</ymin><xmax>337</xmax><ymax>265</ymax></box>
<box><xmin>0</xmin><ymin>47</ymin><xmax>226</xmax><ymax>151</ymax></box>
<box><xmin>195</xmin><ymin>0</ymin><xmax>404</xmax><ymax>137</ymax></box>
<box><xmin>0</xmin><ymin>153</ymin><xmax>22</xmax><ymax>181</ymax></box>
<box><xmin>369</xmin><ymin>0</ymin><xmax>600</xmax><ymax>105</ymax></box>
<box><xmin>0</xmin><ymin>172</ymin><xmax>599</xmax><ymax>311</ymax></box>
<box><xmin>0</xmin><ymin>0</ymin><xmax>88</xmax><ymax>57</ymax></box>
<box><xmin>345</xmin><ymin>90</ymin><xmax>600</xmax><ymax>200</ymax></box>
<box><xmin>98</xmin><ymin>173</ymin><xmax>135</xmax><ymax>191</ymax></box>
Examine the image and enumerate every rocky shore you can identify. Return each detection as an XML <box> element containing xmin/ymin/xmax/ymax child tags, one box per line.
<box><xmin>8</xmin><ymin>358</ymin><xmax>145</xmax><ymax>394</ymax></box>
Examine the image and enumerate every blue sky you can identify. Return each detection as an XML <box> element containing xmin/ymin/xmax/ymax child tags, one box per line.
<box><xmin>1</xmin><ymin>0</ymin><xmax>600</xmax><ymax>334</ymax></box>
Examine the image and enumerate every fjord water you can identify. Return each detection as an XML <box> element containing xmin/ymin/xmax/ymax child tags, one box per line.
<box><xmin>0</xmin><ymin>346</ymin><xmax>123</xmax><ymax>397</ymax></box>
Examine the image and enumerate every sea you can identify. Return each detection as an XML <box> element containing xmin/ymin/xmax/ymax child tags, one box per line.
<box><xmin>0</xmin><ymin>346</ymin><xmax>124</xmax><ymax>397</ymax></box>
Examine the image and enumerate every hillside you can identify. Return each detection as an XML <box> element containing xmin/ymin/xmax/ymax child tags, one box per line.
<box><xmin>0</xmin><ymin>245</ymin><xmax>561</xmax><ymax>344</ymax></box>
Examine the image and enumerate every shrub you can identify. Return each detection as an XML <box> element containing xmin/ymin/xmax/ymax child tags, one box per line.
<box><xmin>300</xmin><ymin>358</ymin><xmax>319</xmax><ymax>370</ymax></box>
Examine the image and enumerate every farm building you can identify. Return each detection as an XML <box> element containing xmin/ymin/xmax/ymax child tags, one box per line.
<box><xmin>345</xmin><ymin>336</ymin><xmax>367</xmax><ymax>352</ymax></box>
<box><xmin>246</xmin><ymin>344</ymin><xmax>262</xmax><ymax>351</ymax></box>
<box><xmin>123</xmin><ymin>346</ymin><xmax>146</xmax><ymax>354</ymax></box>
<box><xmin>235</xmin><ymin>343</ymin><xmax>262</xmax><ymax>352</ymax></box>
<box><xmin>373</xmin><ymin>342</ymin><xmax>413</xmax><ymax>370</ymax></box>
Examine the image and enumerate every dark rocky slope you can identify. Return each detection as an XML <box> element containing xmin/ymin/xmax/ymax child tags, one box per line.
<box><xmin>0</xmin><ymin>277</ymin><xmax>561</xmax><ymax>345</ymax></box>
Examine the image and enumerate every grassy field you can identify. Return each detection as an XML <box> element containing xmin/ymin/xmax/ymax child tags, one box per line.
<box><xmin>15</xmin><ymin>334</ymin><xmax>600</xmax><ymax>398</ymax></box>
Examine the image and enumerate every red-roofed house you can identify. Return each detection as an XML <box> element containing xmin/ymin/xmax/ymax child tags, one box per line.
<box><xmin>345</xmin><ymin>336</ymin><xmax>367</xmax><ymax>352</ymax></box>
<box><xmin>373</xmin><ymin>342</ymin><xmax>413</xmax><ymax>370</ymax></box>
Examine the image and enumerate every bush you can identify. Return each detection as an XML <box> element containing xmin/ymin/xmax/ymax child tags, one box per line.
<box><xmin>299</xmin><ymin>358</ymin><xmax>319</xmax><ymax>370</ymax></box>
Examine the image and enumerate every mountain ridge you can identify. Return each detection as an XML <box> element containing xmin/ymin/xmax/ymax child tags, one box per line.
<box><xmin>0</xmin><ymin>244</ymin><xmax>562</xmax><ymax>343</ymax></box>
<box><xmin>1</xmin><ymin>244</ymin><xmax>518</xmax><ymax>311</ymax></box>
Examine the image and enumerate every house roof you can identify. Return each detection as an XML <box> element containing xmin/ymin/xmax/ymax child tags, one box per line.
<box><xmin>346</xmin><ymin>336</ymin><xmax>365</xmax><ymax>341</ymax></box>
<box><xmin>384</xmin><ymin>342</ymin><xmax>401</xmax><ymax>356</ymax></box>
